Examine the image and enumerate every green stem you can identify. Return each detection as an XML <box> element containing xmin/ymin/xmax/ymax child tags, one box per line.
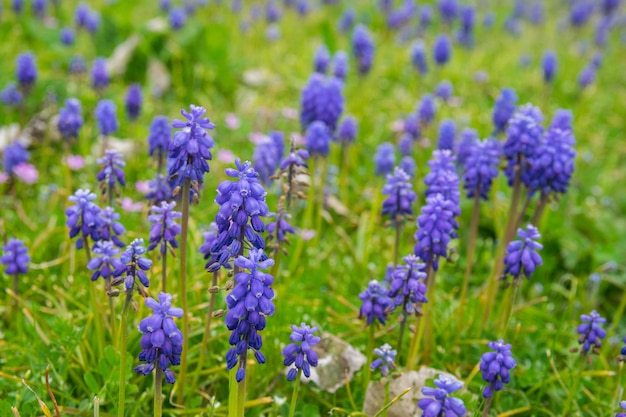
<box><xmin>458</xmin><ymin>192</ymin><xmax>480</xmax><ymax>325</ymax></box>
<box><xmin>177</xmin><ymin>179</ymin><xmax>191</xmax><ymax>404</ymax></box>
<box><xmin>563</xmin><ymin>356</ymin><xmax>585</xmax><ymax>416</ymax></box>
<box><xmin>228</xmin><ymin>369</ymin><xmax>238</xmax><ymax>417</ymax></box>
<box><xmin>161</xmin><ymin>252</ymin><xmax>167</xmax><ymax>293</ymax></box>
<box><xmin>364</xmin><ymin>325</ymin><xmax>375</xmax><ymax>392</ymax></box>
<box><xmin>406</xmin><ymin>260</ymin><xmax>432</xmax><ymax>370</ymax></box>
<box><xmin>288</xmin><ymin>369</ymin><xmax>302</xmax><ymax>417</ymax></box>
<box><xmin>194</xmin><ymin>271</ymin><xmax>219</xmax><ymax>391</ymax></box>
<box><xmin>383</xmin><ymin>381</ymin><xmax>390</xmax><ymax>417</ymax></box>
<box><xmin>89</xmin><ymin>283</ymin><xmax>105</xmax><ymax>359</ymax></box>
<box><xmin>393</xmin><ymin>219</ymin><xmax>401</xmax><ymax>267</ymax></box>
<box><xmin>530</xmin><ymin>193</ymin><xmax>549</xmax><ymax>227</ymax></box>
<box><xmin>613</xmin><ymin>362</ymin><xmax>624</xmax><ymax>407</ymax></box>
<box><xmin>514</xmin><ymin>193</ymin><xmax>532</xmax><ymax>232</ymax></box>
<box><xmin>13</xmin><ymin>274</ymin><xmax>19</xmax><ymax>309</ymax></box>
<box><xmin>117</xmin><ymin>291</ymin><xmax>132</xmax><ymax>417</ymax></box>
<box><xmin>237</xmin><ymin>355</ymin><xmax>247</xmax><ymax>417</ymax></box>
<box><xmin>498</xmin><ymin>283</ymin><xmax>520</xmax><ymax>338</ymax></box>
<box><xmin>422</xmin><ymin>266</ymin><xmax>437</xmax><ymax>364</ymax></box>
<box><xmin>154</xmin><ymin>364</ymin><xmax>163</xmax><ymax>417</ymax></box>
<box><xmin>94</xmin><ymin>397</ymin><xmax>99</xmax><ymax>417</ymax></box>
<box><xmin>396</xmin><ymin>309</ymin><xmax>408</xmax><ymax>360</ymax></box>
<box><xmin>481</xmin><ymin>395</ymin><xmax>493</xmax><ymax>417</ymax></box>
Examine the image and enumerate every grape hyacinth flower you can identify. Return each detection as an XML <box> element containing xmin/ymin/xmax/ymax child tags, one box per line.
<box><xmin>16</xmin><ymin>52</ymin><xmax>37</xmax><ymax>91</ymax></box>
<box><xmin>578</xmin><ymin>64</ymin><xmax>596</xmax><ymax>90</ymax></box>
<box><xmin>266</xmin><ymin>209</ymin><xmax>296</xmax><ymax>257</ymax></box>
<box><xmin>435</xmin><ymin>81</ymin><xmax>453</xmax><ymax>102</ymax></box>
<box><xmin>463</xmin><ymin>139</ymin><xmax>501</xmax><ymax>200</ymax></box>
<box><xmin>414</xmin><ymin>194</ymin><xmax>459</xmax><ymax>271</ymax></box>
<box><xmin>374</xmin><ymin>143</ymin><xmax>396</xmax><ymax>176</ymax></box>
<box><xmin>618</xmin><ymin>402</ymin><xmax>626</xmax><ymax>417</ymax></box>
<box><xmin>456</xmin><ymin>128</ymin><xmax>479</xmax><ymax>168</ymax></box>
<box><xmin>2</xmin><ymin>142</ymin><xmax>30</xmax><ymax>174</ymax></box>
<box><xmin>433</xmin><ymin>34</ymin><xmax>452</xmax><ymax>66</ymax></box>
<box><xmin>457</xmin><ymin>4</ymin><xmax>475</xmax><ymax>47</ymax></box>
<box><xmin>148</xmin><ymin>202</ymin><xmax>182</xmax><ymax>255</ymax></box>
<box><xmin>305</xmin><ymin>121</ymin><xmax>332</xmax><ymax>158</ymax></box>
<box><xmin>358</xmin><ymin>280</ymin><xmax>393</xmax><ymax>326</ymax></box>
<box><xmin>493</xmin><ymin>88</ymin><xmax>518</xmax><ymax>134</ymax></box>
<box><xmin>423</xmin><ymin>150</ymin><xmax>460</xmax><ymax>210</ymax></box>
<box><xmin>58</xmin><ymin>99</ymin><xmax>84</xmax><ymax>140</ymax></box>
<box><xmin>87</xmin><ymin>240</ymin><xmax>122</xmax><ymax>282</ymax></box>
<box><xmin>370</xmin><ymin>344</ymin><xmax>397</xmax><ymax>377</ymax></box>
<box><xmin>438</xmin><ymin>0</ymin><xmax>459</xmax><ymax>25</ymax></box>
<box><xmin>69</xmin><ymin>55</ymin><xmax>87</xmax><ymax>75</ymax></box>
<box><xmin>1</xmin><ymin>83</ymin><xmax>23</xmax><ymax>107</ymax></box>
<box><xmin>148</xmin><ymin>116</ymin><xmax>171</xmax><ymax>171</ymax></box>
<box><xmin>299</xmin><ymin>73</ymin><xmax>344</xmax><ymax>132</ymax></box>
<box><xmin>168</xmin><ymin>105</ymin><xmax>215</xmax><ymax>192</ymax></box>
<box><xmin>480</xmin><ymin>340</ymin><xmax>517</xmax><ymax>398</ymax></box>
<box><xmin>388</xmin><ymin>254</ymin><xmax>428</xmax><ymax>315</ymax></box>
<box><xmin>418</xmin><ymin>375</ymin><xmax>466</xmax><ymax>417</ymax></box>
<box><xmin>542</xmin><ymin>51</ymin><xmax>557</xmax><ymax>84</ymax></box>
<box><xmin>418</xmin><ymin>94</ymin><xmax>436</xmax><ymax>126</ymax></box>
<box><xmin>411</xmin><ymin>40</ymin><xmax>428</xmax><ymax>75</ymax></box>
<box><xmin>96</xmin><ymin>206</ymin><xmax>126</xmax><ymax>248</ymax></box>
<box><xmin>337</xmin><ymin>116</ymin><xmax>357</xmax><ymax>145</ymax></box>
<box><xmin>91</xmin><ymin>58</ymin><xmax>109</xmax><ymax>92</ymax></box>
<box><xmin>97</xmin><ymin>150</ymin><xmax>126</xmax><ymax>203</ymax></box>
<box><xmin>400</xmin><ymin>156</ymin><xmax>416</xmax><ymax>178</ymax></box>
<box><xmin>225</xmin><ymin>249</ymin><xmax>275</xmax><ymax>382</ymax></box>
<box><xmin>66</xmin><ymin>189</ymin><xmax>102</xmax><ymax>251</ymax></box>
<box><xmin>60</xmin><ymin>27</ymin><xmax>75</xmax><ymax>46</ymax></box>
<box><xmin>169</xmin><ymin>8</ymin><xmax>186</xmax><ymax>30</ymax></box>
<box><xmin>503</xmin><ymin>225</ymin><xmax>543</xmax><ymax>281</ymax></box>
<box><xmin>12</xmin><ymin>0</ymin><xmax>24</xmax><ymax>14</ymax></box>
<box><xmin>404</xmin><ymin>114</ymin><xmax>421</xmax><ymax>140</ymax></box>
<box><xmin>95</xmin><ymin>100</ymin><xmax>118</xmax><ymax>136</ymax></box>
<box><xmin>282</xmin><ymin>323</ymin><xmax>320</xmax><ymax>381</ymax></box>
<box><xmin>398</xmin><ymin>135</ymin><xmax>413</xmax><ymax>156</ymax></box>
<box><xmin>314</xmin><ymin>45</ymin><xmax>330</xmax><ymax>74</ymax></box>
<box><xmin>253</xmin><ymin>137</ymin><xmax>281</xmax><ymax>185</ymax></box>
<box><xmin>437</xmin><ymin>119</ymin><xmax>456</xmax><ymax>150</ymax></box>
<box><xmin>125</xmin><ymin>84</ymin><xmax>143</xmax><ymax>121</ymax></box>
<box><xmin>146</xmin><ymin>174</ymin><xmax>172</xmax><ymax>204</ymax></box>
<box><xmin>504</xmin><ymin>104</ymin><xmax>544</xmax><ymax>186</ymax></box>
<box><xmin>419</xmin><ymin>5</ymin><xmax>433</xmax><ymax>33</ymax></box>
<box><xmin>333</xmin><ymin>51</ymin><xmax>349</xmax><ymax>81</ymax></box>
<box><xmin>570</xmin><ymin>1</ymin><xmax>594</xmax><ymax>27</ymax></box>
<box><xmin>382</xmin><ymin>168</ymin><xmax>416</xmax><ymax>224</ymax></box>
<box><xmin>135</xmin><ymin>292</ymin><xmax>184</xmax><ymax>384</ymax></box>
<box><xmin>118</xmin><ymin>238</ymin><xmax>152</xmax><ymax>291</ymax></box>
<box><xmin>1</xmin><ymin>239</ymin><xmax>30</xmax><ymax>276</ymax></box>
<box><xmin>577</xmin><ymin>310</ymin><xmax>606</xmax><ymax>354</ymax></box>
<box><xmin>352</xmin><ymin>24</ymin><xmax>375</xmax><ymax>76</ymax></box>
<box><xmin>338</xmin><ymin>8</ymin><xmax>355</xmax><ymax>32</ymax></box>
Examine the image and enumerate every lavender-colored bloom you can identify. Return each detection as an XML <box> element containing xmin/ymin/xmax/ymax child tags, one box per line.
<box><xmin>437</xmin><ymin>119</ymin><xmax>456</xmax><ymax>150</ymax></box>
<box><xmin>374</xmin><ymin>143</ymin><xmax>396</xmax><ymax>176</ymax></box>
<box><xmin>305</xmin><ymin>121</ymin><xmax>332</xmax><ymax>157</ymax></box>
<box><xmin>135</xmin><ymin>292</ymin><xmax>183</xmax><ymax>384</ymax></box>
<box><xmin>66</xmin><ymin>189</ymin><xmax>102</xmax><ymax>250</ymax></box>
<box><xmin>414</xmin><ymin>194</ymin><xmax>459</xmax><ymax>270</ymax></box>
<box><xmin>146</xmin><ymin>174</ymin><xmax>172</xmax><ymax>203</ymax></box>
<box><xmin>457</xmin><ymin>4</ymin><xmax>475</xmax><ymax>46</ymax></box>
<box><xmin>382</xmin><ymin>167</ymin><xmax>416</xmax><ymax>223</ymax></box>
<box><xmin>400</xmin><ymin>156</ymin><xmax>416</xmax><ymax>178</ymax></box>
<box><xmin>333</xmin><ymin>51</ymin><xmax>349</xmax><ymax>81</ymax></box>
<box><xmin>87</xmin><ymin>241</ymin><xmax>122</xmax><ymax>281</ymax></box>
<box><xmin>570</xmin><ymin>1</ymin><xmax>594</xmax><ymax>27</ymax></box>
<box><xmin>12</xmin><ymin>0</ymin><xmax>24</xmax><ymax>14</ymax></box>
<box><xmin>60</xmin><ymin>27</ymin><xmax>75</xmax><ymax>46</ymax></box>
<box><xmin>91</xmin><ymin>58</ymin><xmax>109</xmax><ymax>91</ymax></box>
<box><xmin>578</xmin><ymin>64</ymin><xmax>596</xmax><ymax>89</ymax></box>
<box><xmin>493</xmin><ymin>88</ymin><xmax>518</xmax><ymax>134</ymax></box>
<box><xmin>300</xmin><ymin>74</ymin><xmax>344</xmax><ymax>132</ymax></box>
<box><xmin>542</xmin><ymin>51</ymin><xmax>557</xmax><ymax>83</ymax></box>
<box><xmin>148</xmin><ymin>202</ymin><xmax>181</xmax><ymax>255</ymax></box>
<box><xmin>418</xmin><ymin>375</ymin><xmax>466</xmax><ymax>417</ymax></box>
<box><xmin>418</xmin><ymin>94</ymin><xmax>436</xmax><ymax>126</ymax></box>
<box><xmin>550</xmin><ymin>110</ymin><xmax>573</xmax><ymax>132</ymax></box>
<box><xmin>358</xmin><ymin>280</ymin><xmax>393</xmax><ymax>326</ymax></box>
<box><xmin>168</xmin><ymin>105</ymin><xmax>215</xmax><ymax>190</ymax></box>
<box><xmin>577</xmin><ymin>310</ymin><xmax>606</xmax><ymax>353</ymax></box>
<box><xmin>595</xmin><ymin>18</ymin><xmax>611</xmax><ymax>47</ymax></box>
<box><xmin>404</xmin><ymin>114</ymin><xmax>421</xmax><ymax>140</ymax></box>
<box><xmin>503</xmin><ymin>104</ymin><xmax>544</xmax><ymax>186</ymax></box>
<box><xmin>387</xmin><ymin>3</ymin><xmax>416</xmax><ymax>29</ymax></box>
<box><xmin>97</xmin><ymin>150</ymin><xmax>126</xmax><ymax>191</ymax></box>
<box><xmin>503</xmin><ymin>225</ymin><xmax>543</xmax><ymax>281</ymax></box>
<box><xmin>70</xmin><ymin>55</ymin><xmax>87</xmax><ymax>75</ymax></box>
<box><xmin>456</xmin><ymin>128</ymin><xmax>479</xmax><ymax>168</ymax></box>
<box><xmin>169</xmin><ymin>8</ymin><xmax>186</xmax><ymax>30</ymax></box>
<box><xmin>75</xmin><ymin>3</ymin><xmax>90</xmax><ymax>27</ymax></box>
<box><xmin>433</xmin><ymin>34</ymin><xmax>452</xmax><ymax>66</ymax></box>
<box><xmin>2</xmin><ymin>142</ymin><xmax>29</xmax><ymax>174</ymax></box>
<box><xmin>424</xmin><ymin>150</ymin><xmax>460</xmax><ymax>208</ymax></box>
<box><xmin>370</xmin><ymin>344</ymin><xmax>397</xmax><ymax>377</ymax></box>
<box><xmin>1</xmin><ymin>83</ymin><xmax>23</xmax><ymax>106</ymax></box>
<box><xmin>435</xmin><ymin>81</ymin><xmax>453</xmax><ymax>102</ymax></box>
<box><xmin>352</xmin><ymin>25</ymin><xmax>375</xmax><ymax>76</ymax></box>
<box><xmin>85</xmin><ymin>10</ymin><xmax>100</xmax><ymax>33</ymax></box>
<box><xmin>1</xmin><ymin>239</ymin><xmax>30</xmax><ymax>276</ymax></box>
<box><xmin>95</xmin><ymin>100</ymin><xmax>118</xmax><ymax>136</ymax></box>
<box><xmin>58</xmin><ymin>98</ymin><xmax>83</xmax><ymax>140</ymax></box>
<box><xmin>117</xmin><ymin>238</ymin><xmax>152</xmax><ymax>290</ymax></box>
<box><xmin>314</xmin><ymin>45</ymin><xmax>330</xmax><ymax>74</ymax></box>
<box><xmin>160</xmin><ymin>0</ymin><xmax>171</xmax><ymax>11</ymax></box>
<box><xmin>266</xmin><ymin>211</ymin><xmax>295</xmax><ymax>246</ymax></box>
<box><xmin>337</xmin><ymin>116</ymin><xmax>357</xmax><ymax>145</ymax></box>
<box><xmin>388</xmin><ymin>254</ymin><xmax>427</xmax><ymax>315</ymax></box>
<box><xmin>96</xmin><ymin>206</ymin><xmax>126</xmax><ymax>247</ymax></box>
<box><xmin>206</xmin><ymin>160</ymin><xmax>269</xmax><ymax>272</ymax></box>
<box><xmin>282</xmin><ymin>323</ymin><xmax>320</xmax><ymax>381</ymax></box>
<box><xmin>419</xmin><ymin>5</ymin><xmax>433</xmax><ymax>32</ymax></box>
<box><xmin>296</xmin><ymin>0</ymin><xmax>311</xmax><ymax>16</ymax></box>
<box><xmin>463</xmin><ymin>139</ymin><xmax>501</xmax><ymax>200</ymax></box>
<box><xmin>398</xmin><ymin>134</ymin><xmax>413</xmax><ymax>156</ymax></box>
<box><xmin>125</xmin><ymin>84</ymin><xmax>143</xmax><ymax>121</ymax></box>
<box><xmin>225</xmin><ymin>249</ymin><xmax>275</xmax><ymax>382</ymax></box>
<box><xmin>199</xmin><ymin>223</ymin><xmax>219</xmax><ymax>260</ymax></box>
<box><xmin>338</xmin><ymin>8</ymin><xmax>355</xmax><ymax>32</ymax></box>
<box><xmin>480</xmin><ymin>340</ymin><xmax>517</xmax><ymax>398</ymax></box>
<box><xmin>16</xmin><ymin>53</ymin><xmax>37</xmax><ymax>89</ymax></box>
<box><xmin>617</xmin><ymin>401</ymin><xmax>626</xmax><ymax>417</ymax></box>
<box><xmin>148</xmin><ymin>116</ymin><xmax>171</xmax><ymax>163</ymax></box>
<box><xmin>504</xmin><ymin>16</ymin><xmax>521</xmax><ymax>36</ymax></box>
<box><xmin>438</xmin><ymin>0</ymin><xmax>458</xmax><ymax>24</ymax></box>
<box><xmin>529</xmin><ymin>2</ymin><xmax>544</xmax><ymax>24</ymax></box>
<box><xmin>253</xmin><ymin>138</ymin><xmax>281</xmax><ymax>185</ymax></box>
<box><xmin>269</xmin><ymin>131</ymin><xmax>285</xmax><ymax>162</ymax></box>
<box><xmin>279</xmin><ymin>148</ymin><xmax>309</xmax><ymax>171</ymax></box>
<box><xmin>266</xmin><ymin>0</ymin><xmax>281</xmax><ymax>22</ymax></box>
<box><xmin>411</xmin><ymin>40</ymin><xmax>428</xmax><ymax>75</ymax></box>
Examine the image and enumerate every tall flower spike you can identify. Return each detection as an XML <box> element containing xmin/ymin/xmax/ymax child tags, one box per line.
<box><xmin>95</xmin><ymin>206</ymin><xmax>126</xmax><ymax>247</ymax></box>
<box><xmin>146</xmin><ymin>174</ymin><xmax>172</xmax><ymax>204</ymax></box>
<box><xmin>463</xmin><ymin>138</ymin><xmax>501</xmax><ymax>200</ymax></box>
<box><xmin>424</xmin><ymin>150</ymin><xmax>460</xmax><ymax>212</ymax></box>
<box><xmin>87</xmin><ymin>240</ymin><xmax>123</xmax><ymax>282</ymax></box>
<box><xmin>299</xmin><ymin>73</ymin><xmax>344</xmax><ymax>132</ymax></box>
<box><xmin>66</xmin><ymin>189</ymin><xmax>103</xmax><ymax>250</ymax></box>
<box><xmin>168</xmin><ymin>105</ymin><xmax>215</xmax><ymax>192</ymax></box>
<box><xmin>370</xmin><ymin>343</ymin><xmax>397</xmax><ymax>377</ymax></box>
<box><xmin>1</xmin><ymin>239</ymin><xmax>30</xmax><ymax>276</ymax></box>
<box><xmin>253</xmin><ymin>137</ymin><xmax>281</xmax><ymax>185</ymax></box>
<box><xmin>97</xmin><ymin>150</ymin><xmax>126</xmax><ymax>201</ymax></box>
<box><xmin>135</xmin><ymin>292</ymin><xmax>184</xmax><ymax>384</ymax></box>
<box><xmin>148</xmin><ymin>116</ymin><xmax>171</xmax><ymax>170</ymax></box>
<box><xmin>95</xmin><ymin>100</ymin><xmax>118</xmax><ymax>136</ymax></box>
<box><xmin>503</xmin><ymin>104</ymin><xmax>544</xmax><ymax>186</ymax></box>
<box><xmin>314</xmin><ymin>45</ymin><xmax>330</xmax><ymax>74</ymax></box>
<box><xmin>225</xmin><ymin>249</ymin><xmax>275</xmax><ymax>382</ymax></box>
<box><xmin>480</xmin><ymin>340</ymin><xmax>517</xmax><ymax>398</ymax></box>
<box><xmin>16</xmin><ymin>52</ymin><xmax>37</xmax><ymax>90</ymax></box>
<box><xmin>1</xmin><ymin>83</ymin><xmax>23</xmax><ymax>107</ymax></box>
<box><xmin>266</xmin><ymin>210</ymin><xmax>296</xmax><ymax>254</ymax></box>
<box><xmin>435</xmin><ymin>81</ymin><xmax>453</xmax><ymax>102</ymax></box>
<box><xmin>411</xmin><ymin>40</ymin><xmax>428</xmax><ymax>75</ymax></box>
<box><xmin>305</xmin><ymin>121</ymin><xmax>332</xmax><ymax>158</ymax></box>
<box><xmin>493</xmin><ymin>88</ymin><xmax>518</xmax><ymax>134</ymax></box>
<box><xmin>2</xmin><ymin>142</ymin><xmax>30</xmax><ymax>174</ymax></box>
<box><xmin>418</xmin><ymin>94</ymin><xmax>436</xmax><ymax>126</ymax></box>
<box><xmin>433</xmin><ymin>34</ymin><xmax>452</xmax><ymax>67</ymax></box>
<box><xmin>148</xmin><ymin>202</ymin><xmax>182</xmax><ymax>255</ymax></box>
<box><xmin>456</xmin><ymin>128</ymin><xmax>479</xmax><ymax>168</ymax></box>
<box><xmin>58</xmin><ymin>99</ymin><xmax>84</xmax><ymax>140</ymax></box>
<box><xmin>388</xmin><ymin>254</ymin><xmax>427</xmax><ymax>315</ymax></box>
<box><xmin>117</xmin><ymin>238</ymin><xmax>152</xmax><ymax>291</ymax></box>
<box><xmin>437</xmin><ymin>119</ymin><xmax>456</xmax><ymax>150</ymax></box>
<box><xmin>374</xmin><ymin>143</ymin><xmax>396</xmax><ymax>176</ymax></box>
<box><xmin>337</xmin><ymin>116</ymin><xmax>357</xmax><ymax>145</ymax></box>
<box><xmin>333</xmin><ymin>51</ymin><xmax>349</xmax><ymax>81</ymax></box>
<box><xmin>577</xmin><ymin>310</ymin><xmax>606</xmax><ymax>354</ymax></box>
<box><xmin>438</xmin><ymin>0</ymin><xmax>459</xmax><ymax>24</ymax></box>
<box><xmin>542</xmin><ymin>51</ymin><xmax>557</xmax><ymax>83</ymax></box>
<box><xmin>382</xmin><ymin>167</ymin><xmax>416</xmax><ymax>224</ymax></box>
<box><xmin>352</xmin><ymin>24</ymin><xmax>375</xmax><ymax>75</ymax></box>
<box><xmin>358</xmin><ymin>280</ymin><xmax>393</xmax><ymax>326</ymax></box>
<box><xmin>414</xmin><ymin>194</ymin><xmax>459</xmax><ymax>271</ymax></box>
<box><xmin>282</xmin><ymin>323</ymin><xmax>320</xmax><ymax>381</ymax></box>
<box><xmin>418</xmin><ymin>374</ymin><xmax>466</xmax><ymax>417</ymax></box>
<box><xmin>91</xmin><ymin>57</ymin><xmax>109</xmax><ymax>92</ymax></box>
<box><xmin>125</xmin><ymin>84</ymin><xmax>143</xmax><ymax>121</ymax></box>
<box><xmin>503</xmin><ymin>225</ymin><xmax>543</xmax><ymax>281</ymax></box>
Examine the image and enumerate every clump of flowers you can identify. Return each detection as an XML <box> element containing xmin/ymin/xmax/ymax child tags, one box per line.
<box><xmin>1</xmin><ymin>239</ymin><xmax>30</xmax><ymax>277</ymax></box>
<box><xmin>577</xmin><ymin>310</ymin><xmax>606</xmax><ymax>354</ymax></box>
<box><xmin>57</xmin><ymin>98</ymin><xmax>84</xmax><ymax>140</ymax></box>
<box><xmin>87</xmin><ymin>240</ymin><xmax>122</xmax><ymax>283</ymax></box>
<box><xmin>418</xmin><ymin>374</ymin><xmax>466</xmax><ymax>417</ymax></box>
<box><xmin>382</xmin><ymin>167</ymin><xmax>416</xmax><ymax>225</ymax></box>
<box><xmin>352</xmin><ymin>24</ymin><xmax>375</xmax><ymax>75</ymax></box>
<box><xmin>414</xmin><ymin>194</ymin><xmax>459</xmax><ymax>271</ymax></box>
<box><xmin>503</xmin><ymin>225</ymin><xmax>543</xmax><ymax>281</ymax></box>
<box><xmin>463</xmin><ymin>138</ymin><xmax>501</xmax><ymax>200</ymax></box>
<box><xmin>96</xmin><ymin>206</ymin><xmax>125</xmax><ymax>248</ymax></box>
<box><xmin>370</xmin><ymin>343</ymin><xmax>397</xmax><ymax>377</ymax></box>
<box><xmin>16</xmin><ymin>52</ymin><xmax>37</xmax><ymax>91</ymax></box>
<box><xmin>374</xmin><ymin>143</ymin><xmax>396</xmax><ymax>176</ymax></box>
<box><xmin>118</xmin><ymin>238</ymin><xmax>152</xmax><ymax>292</ymax></box>
<box><xmin>148</xmin><ymin>116</ymin><xmax>171</xmax><ymax>171</ymax></box>
<box><xmin>97</xmin><ymin>150</ymin><xmax>126</xmax><ymax>202</ymax></box>
<box><xmin>66</xmin><ymin>189</ymin><xmax>103</xmax><ymax>250</ymax></box>
<box><xmin>493</xmin><ymin>88</ymin><xmax>518</xmax><ymax>134</ymax></box>
<box><xmin>358</xmin><ymin>280</ymin><xmax>393</xmax><ymax>326</ymax></box>
<box><xmin>148</xmin><ymin>201</ymin><xmax>181</xmax><ymax>255</ymax></box>
<box><xmin>479</xmin><ymin>340</ymin><xmax>517</xmax><ymax>398</ymax></box>
<box><xmin>388</xmin><ymin>255</ymin><xmax>428</xmax><ymax>315</ymax></box>
<box><xmin>282</xmin><ymin>323</ymin><xmax>320</xmax><ymax>381</ymax></box>
<box><xmin>95</xmin><ymin>100</ymin><xmax>118</xmax><ymax>136</ymax></box>
<box><xmin>91</xmin><ymin>57</ymin><xmax>109</xmax><ymax>92</ymax></box>
<box><xmin>125</xmin><ymin>84</ymin><xmax>143</xmax><ymax>120</ymax></box>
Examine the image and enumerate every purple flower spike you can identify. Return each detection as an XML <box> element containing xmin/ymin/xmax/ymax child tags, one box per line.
<box><xmin>480</xmin><ymin>340</ymin><xmax>517</xmax><ymax>398</ymax></box>
<box><xmin>503</xmin><ymin>225</ymin><xmax>543</xmax><ymax>281</ymax></box>
<box><xmin>95</xmin><ymin>100</ymin><xmax>118</xmax><ymax>136</ymax></box>
<box><xmin>299</xmin><ymin>73</ymin><xmax>344</xmax><ymax>132</ymax></box>
<box><xmin>91</xmin><ymin>58</ymin><xmax>109</xmax><ymax>92</ymax></box>
<box><xmin>374</xmin><ymin>143</ymin><xmax>396</xmax><ymax>176</ymax></box>
<box><xmin>96</xmin><ymin>206</ymin><xmax>126</xmax><ymax>248</ymax></box>
<box><xmin>118</xmin><ymin>238</ymin><xmax>152</xmax><ymax>290</ymax></box>
<box><xmin>493</xmin><ymin>88</ymin><xmax>518</xmax><ymax>134</ymax></box>
<box><xmin>338</xmin><ymin>8</ymin><xmax>355</xmax><ymax>33</ymax></box>
<box><xmin>125</xmin><ymin>84</ymin><xmax>143</xmax><ymax>121</ymax></box>
<box><xmin>358</xmin><ymin>280</ymin><xmax>393</xmax><ymax>326</ymax></box>
<box><xmin>282</xmin><ymin>323</ymin><xmax>320</xmax><ymax>381</ymax></box>
<box><xmin>305</xmin><ymin>121</ymin><xmax>332</xmax><ymax>158</ymax></box>
<box><xmin>66</xmin><ymin>189</ymin><xmax>103</xmax><ymax>250</ymax></box>
<box><xmin>58</xmin><ymin>99</ymin><xmax>84</xmax><ymax>140</ymax></box>
<box><xmin>135</xmin><ymin>292</ymin><xmax>183</xmax><ymax>384</ymax></box>
<box><xmin>16</xmin><ymin>52</ymin><xmax>37</xmax><ymax>90</ymax></box>
<box><xmin>87</xmin><ymin>241</ymin><xmax>123</xmax><ymax>282</ymax></box>
<box><xmin>542</xmin><ymin>51</ymin><xmax>557</xmax><ymax>83</ymax></box>
<box><xmin>333</xmin><ymin>51</ymin><xmax>349</xmax><ymax>82</ymax></box>
<box><xmin>388</xmin><ymin>254</ymin><xmax>427</xmax><ymax>315</ymax></box>
<box><xmin>60</xmin><ymin>27</ymin><xmax>75</xmax><ymax>46</ymax></box>
<box><xmin>1</xmin><ymin>239</ymin><xmax>30</xmax><ymax>276</ymax></box>
<box><xmin>504</xmin><ymin>104</ymin><xmax>544</xmax><ymax>186</ymax></box>
<box><xmin>414</xmin><ymin>194</ymin><xmax>459</xmax><ymax>271</ymax></box>
<box><xmin>424</xmin><ymin>150</ymin><xmax>460</xmax><ymax>209</ymax></box>
<box><xmin>463</xmin><ymin>138</ymin><xmax>501</xmax><ymax>200</ymax></box>
<box><xmin>1</xmin><ymin>83</ymin><xmax>23</xmax><ymax>107</ymax></box>
<box><xmin>69</xmin><ymin>55</ymin><xmax>87</xmax><ymax>75</ymax></box>
<box><xmin>97</xmin><ymin>150</ymin><xmax>126</xmax><ymax>192</ymax></box>
<box><xmin>148</xmin><ymin>202</ymin><xmax>182</xmax><ymax>255</ymax></box>
<box><xmin>352</xmin><ymin>24</ymin><xmax>375</xmax><ymax>76</ymax></box>
<box><xmin>577</xmin><ymin>310</ymin><xmax>606</xmax><ymax>354</ymax></box>
<box><xmin>314</xmin><ymin>45</ymin><xmax>330</xmax><ymax>74</ymax></box>
<box><xmin>169</xmin><ymin>8</ymin><xmax>186</xmax><ymax>30</ymax></box>
<box><xmin>146</xmin><ymin>174</ymin><xmax>172</xmax><ymax>204</ymax></box>
<box><xmin>438</xmin><ymin>0</ymin><xmax>459</xmax><ymax>24</ymax></box>
<box><xmin>370</xmin><ymin>344</ymin><xmax>397</xmax><ymax>377</ymax></box>
<box><xmin>2</xmin><ymin>142</ymin><xmax>30</xmax><ymax>174</ymax></box>
<box><xmin>411</xmin><ymin>40</ymin><xmax>428</xmax><ymax>75</ymax></box>
<box><xmin>433</xmin><ymin>34</ymin><xmax>452</xmax><ymax>66</ymax></box>
<box><xmin>418</xmin><ymin>94</ymin><xmax>436</xmax><ymax>126</ymax></box>
<box><xmin>225</xmin><ymin>249</ymin><xmax>275</xmax><ymax>382</ymax></box>
<box><xmin>435</xmin><ymin>81</ymin><xmax>453</xmax><ymax>102</ymax></box>
<box><xmin>382</xmin><ymin>167</ymin><xmax>416</xmax><ymax>224</ymax></box>
<box><xmin>148</xmin><ymin>116</ymin><xmax>171</xmax><ymax>165</ymax></box>
<box><xmin>168</xmin><ymin>105</ymin><xmax>215</xmax><ymax>191</ymax></box>
<box><xmin>456</xmin><ymin>128</ymin><xmax>479</xmax><ymax>168</ymax></box>
<box><xmin>253</xmin><ymin>136</ymin><xmax>282</xmax><ymax>185</ymax></box>
<box><xmin>437</xmin><ymin>119</ymin><xmax>456</xmax><ymax>150</ymax></box>
<box><xmin>617</xmin><ymin>401</ymin><xmax>626</xmax><ymax>417</ymax></box>
<box><xmin>337</xmin><ymin>116</ymin><xmax>357</xmax><ymax>145</ymax></box>
<box><xmin>418</xmin><ymin>374</ymin><xmax>466</xmax><ymax>417</ymax></box>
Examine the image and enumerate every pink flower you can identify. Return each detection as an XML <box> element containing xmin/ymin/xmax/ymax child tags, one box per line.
<box><xmin>282</xmin><ymin>107</ymin><xmax>298</xmax><ymax>120</ymax></box>
<box><xmin>135</xmin><ymin>180</ymin><xmax>151</xmax><ymax>194</ymax></box>
<box><xmin>217</xmin><ymin>149</ymin><xmax>235</xmax><ymax>164</ymax></box>
<box><xmin>12</xmin><ymin>163</ymin><xmax>38</xmax><ymax>184</ymax></box>
<box><xmin>249</xmin><ymin>132</ymin><xmax>266</xmax><ymax>145</ymax></box>
<box><xmin>300</xmin><ymin>229</ymin><xmax>316</xmax><ymax>241</ymax></box>
<box><xmin>391</xmin><ymin>119</ymin><xmax>405</xmax><ymax>133</ymax></box>
<box><xmin>291</xmin><ymin>132</ymin><xmax>305</xmax><ymax>146</ymax></box>
<box><xmin>120</xmin><ymin>198</ymin><xmax>144</xmax><ymax>212</ymax></box>
<box><xmin>65</xmin><ymin>155</ymin><xmax>85</xmax><ymax>170</ymax></box>
<box><xmin>225</xmin><ymin>113</ymin><xmax>240</xmax><ymax>130</ymax></box>
<box><xmin>0</xmin><ymin>172</ymin><xmax>8</xmax><ymax>184</ymax></box>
